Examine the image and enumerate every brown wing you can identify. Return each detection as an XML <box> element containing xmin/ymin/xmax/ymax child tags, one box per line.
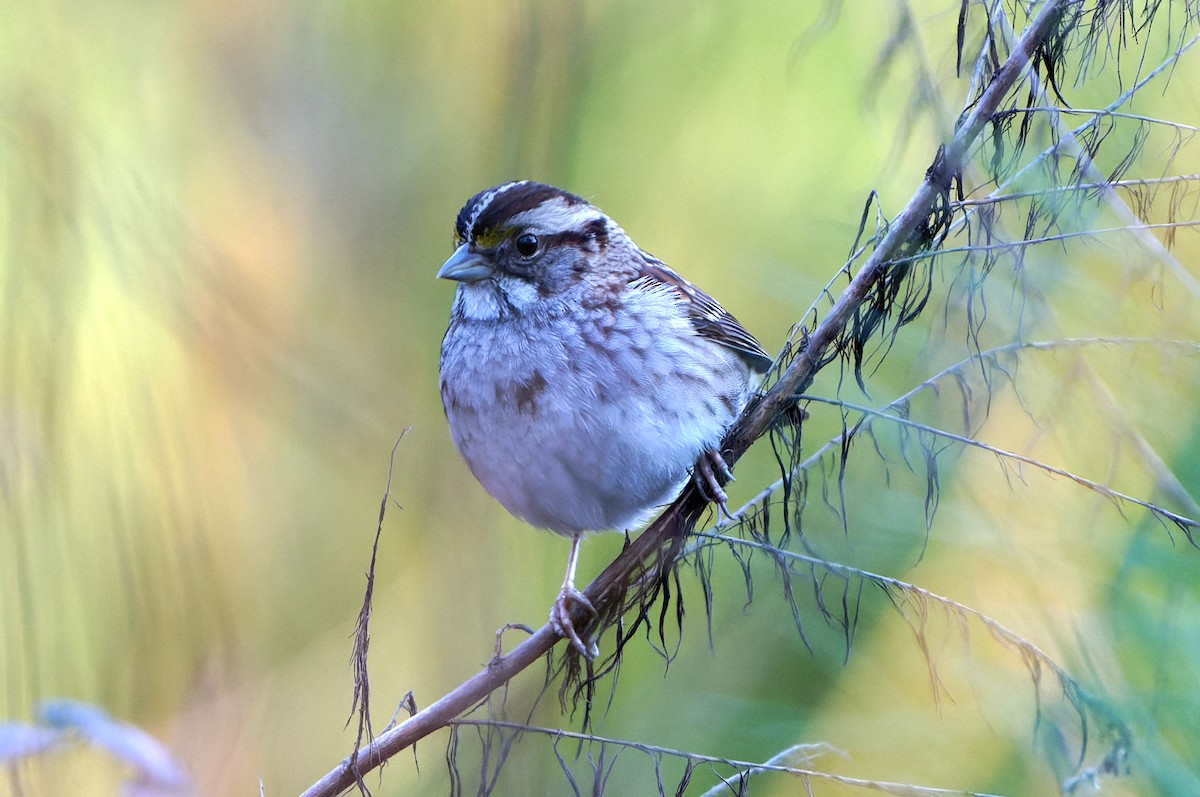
<box><xmin>634</xmin><ymin>253</ymin><xmax>773</xmax><ymax>374</ymax></box>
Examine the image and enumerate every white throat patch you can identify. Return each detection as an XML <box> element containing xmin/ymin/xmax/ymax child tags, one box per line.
<box><xmin>455</xmin><ymin>275</ymin><xmax>540</xmax><ymax>321</ymax></box>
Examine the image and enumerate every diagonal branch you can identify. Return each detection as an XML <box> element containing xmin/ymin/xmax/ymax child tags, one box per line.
<box><xmin>300</xmin><ymin>2</ymin><xmax>1075</xmax><ymax>794</ymax></box>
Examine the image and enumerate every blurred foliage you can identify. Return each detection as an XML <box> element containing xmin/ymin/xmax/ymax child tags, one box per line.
<box><xmin>1</xmin><ymin>0</ymin><xmax>1199</xmax><ymax>795</ymax></box>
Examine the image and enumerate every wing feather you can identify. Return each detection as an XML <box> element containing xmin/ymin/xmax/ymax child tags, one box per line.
<box><xmin>632</xmin><ymin>253</ymin><xmax>772</xmax><ymax>374</ymax></box>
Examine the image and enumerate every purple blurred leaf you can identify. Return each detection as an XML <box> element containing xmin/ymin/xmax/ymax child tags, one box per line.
<box><xmin>0</xmin><ymin>723</ymin><xmax>61</xmax><ymax>762</ymax></box>
<box><xmin>39</xmin><ymin>700</ymin><xmax>190</xmax><ymax>792</ymax></box>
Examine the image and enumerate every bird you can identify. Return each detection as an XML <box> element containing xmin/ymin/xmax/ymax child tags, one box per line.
<box><xmin>437</xmin><ymin>181</ymin><xmax>771</xmax><ymax>656</ymax></box>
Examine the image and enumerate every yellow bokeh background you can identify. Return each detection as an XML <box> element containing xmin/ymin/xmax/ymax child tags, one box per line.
<box><xmin>3</xmin><ymin>1</ymin><xmax>1199</xmax><ymax>795</ymax></box>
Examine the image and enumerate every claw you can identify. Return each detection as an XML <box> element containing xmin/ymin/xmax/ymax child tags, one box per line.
<box><xmin>694</xmin><ymin>449</ymin><xmax>735</xmax><ymax>520</ymax></box>
<box><xmin>549</xmin><ymin>586</ymin><xmax>598</xmax><ymax>659</ymax></box>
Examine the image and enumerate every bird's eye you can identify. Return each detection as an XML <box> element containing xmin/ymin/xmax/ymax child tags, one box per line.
<box><xmin>514</xmin><ymin>233</ymin><xmax>539</xmax><ymax>258</ymax></box>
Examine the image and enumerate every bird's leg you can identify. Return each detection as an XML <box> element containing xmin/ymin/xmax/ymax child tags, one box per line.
<box><xmin>549</xmin><ymin>532</ymin><xmax>598</xmax><ymax>658</ymax></box>
<box><xmin>694</xmin><ymin>448</ymin><xmax>735</xmax><ymax>521</ymax></box>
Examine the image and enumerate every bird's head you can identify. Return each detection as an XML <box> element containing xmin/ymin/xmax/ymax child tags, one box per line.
<box><xmin>439</xmin><ymin>181</ymin><xmax>621</xmax><ymax>320</ymax></box>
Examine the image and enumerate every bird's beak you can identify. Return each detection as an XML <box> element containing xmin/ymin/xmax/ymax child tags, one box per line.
<box><xmin>437</xmin><ymin>244</ymin><xmax>494</xmax><ymax>282</ymax></box>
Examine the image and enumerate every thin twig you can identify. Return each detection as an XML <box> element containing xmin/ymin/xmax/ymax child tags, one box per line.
<box><xmin>346</xmin><ymin>428</ymin><xmax>411</xmax><ymax>792</ymax></box>
<box><xmin>954</xmin><ymin>174</ymin><xmax>1200</xmax><ymax>207</ymax></box>
<box><xmin>714</xmin><ymin>336</ymin><xmax>1200</xmax><ymax>530</ymax></box>
<box><xmin>800</xmin><ymin>394</ymin><xmax>1200</xmax><ymax>534</ymax></box>
<box><xmin>449</xmin><ymin>720</ymin><xmax>998</xmax><ymax>797</ymax></box>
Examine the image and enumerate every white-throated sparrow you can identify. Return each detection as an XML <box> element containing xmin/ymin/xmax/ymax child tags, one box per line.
<box><xmin>438</xmin><ymin>181</ymin><xmax>771</xmax><ymax>656</ymax></box>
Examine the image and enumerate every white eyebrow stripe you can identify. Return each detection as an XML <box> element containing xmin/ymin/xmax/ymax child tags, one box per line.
<box><xmin>508</xmin><ymin>198</ymin><xmax>603</xmax><ymax>233</ymax></box>
<box><xmin>465</xmin><ymin>181</ymin><xmax>528</xmax><ymax>240</ymax></box>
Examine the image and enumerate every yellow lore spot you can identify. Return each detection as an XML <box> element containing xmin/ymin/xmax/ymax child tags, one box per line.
<box><xmin>471</xmin><ymin>227</ymin><xmax>513</xmax><ymax>249</ymax></box>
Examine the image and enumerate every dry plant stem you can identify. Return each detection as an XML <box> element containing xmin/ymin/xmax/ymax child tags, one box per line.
<box><xmin>300</xmin><ymin>3</ymin><xmax>1069</xmax><ymax>795</ymax></box>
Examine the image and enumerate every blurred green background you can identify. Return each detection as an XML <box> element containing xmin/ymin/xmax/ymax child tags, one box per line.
<box><xmin>3</xmin><ymin>1</ymin><xmax>1200</xmax><ymax>795</ymax></box>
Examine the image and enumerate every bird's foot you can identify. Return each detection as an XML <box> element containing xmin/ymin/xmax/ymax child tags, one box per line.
<box><xmin>694</xmin><ymin>448</ymin><xmax>735</xmax><ymax>521</ymax></box>
<box><xmin>549</xmin><ymin>585</ymin><xmax>598</xmax><ymax>659</ymax></box>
